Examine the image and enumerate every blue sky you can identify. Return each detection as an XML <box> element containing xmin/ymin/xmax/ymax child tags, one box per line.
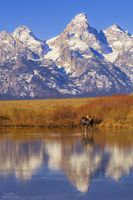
<box><xmin>0</xmin><ymin>0</ymin><xmax>132</xmax><ymax>40</ymax></box>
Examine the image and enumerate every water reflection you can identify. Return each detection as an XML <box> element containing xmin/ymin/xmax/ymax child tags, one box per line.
<box><xmin>0</xmin><ymin>140</ymin><xmax>44</xmax><ymax>180</ymax></box>
<box><xmin>66</xmin><ymin>136</ymin><xmax>102</xmax><ymax>192</ymax></box>
<box><xmin>105</xmin><ymin>145</ymin><xmax>133</xmax><ymax>181</ymax></box>
<box><xmin>0</xmin><ymin>129</ymin><xmax>133</xmax><ymax>194</ymax></box>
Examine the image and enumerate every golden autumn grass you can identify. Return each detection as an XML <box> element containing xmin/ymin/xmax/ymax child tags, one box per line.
<box><xmin>0</xmin><ymin>95</ymin><xmax>133</xmax><ymax>128</ymax></box>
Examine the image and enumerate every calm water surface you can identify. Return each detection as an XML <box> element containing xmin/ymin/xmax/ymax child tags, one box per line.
<box><xmin>0</xmin><ymin>128</ymin><xmax>133</xmax><ymax>200</ymax></box>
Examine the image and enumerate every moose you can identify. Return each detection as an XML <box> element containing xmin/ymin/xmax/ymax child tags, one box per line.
<box><xmin>80</xmin><ymin>116</ymin><xmax>95</xmax><ymax>130</ymax></box>
<box><xmin>80</xmin><ymin>115</ymin><xmax>102</xmax><ymax>129</ymax></box>
<box><xmin>80</xmin><ymin>115</ymin><xmax>102</xmax><ymax>137</ymax></box>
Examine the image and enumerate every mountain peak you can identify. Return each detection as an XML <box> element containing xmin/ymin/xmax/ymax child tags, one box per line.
<box><xmin>12</xmin><ymin>25</ymin><xmax>34</xmax><ymax>39</ymax></box>
<box><xmin>62</xmin><ymin>12</ymin><xmax>89</xmax><ymax>37</ymax></box>
<box><xmin>73</xmin><ymin>12</ymin><xmax>88</xmax><ymax>21</ymax></box>
<box><xmin>112</xmin><ymin>23</ymin><xmax>120</xmax><ymax>28</ymax></box>
<box><xmin>12</xmin><ymin>25</ymin><xmax>48</xmax><ymax>57</ymax></box>
<box><xmin>71</xmin><ymin>12</ymin><xmax>88</xmax><ymax>26</ymax></box>
<box><xmin>15</xmin><ymin>25</ymin><xmax>31</xmax><ymax>31</ymax></box>
<box><xmin>111</xmin><ymin>24</ymin><xmax>124</xmax><ymax>31</ymax></box>
<box><xmin>104</xmin><ymin>24</ymin><xmax>125</xmax><ymax>33</ymax></box>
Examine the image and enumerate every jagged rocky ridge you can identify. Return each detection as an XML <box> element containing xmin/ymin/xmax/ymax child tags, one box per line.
<box><xmin>0</xmin><ymin>13</ymin><xmax>133</xmax><ymax>99</ymax></box>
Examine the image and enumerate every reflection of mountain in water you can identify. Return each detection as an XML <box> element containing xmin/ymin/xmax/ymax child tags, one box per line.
<box><xmin>45</xmin><ymin>141</ymin><xmax>62</xmax><ymax>171</ymax></box>
<box><xmin>0</xmin><ymin>141</ymin><xmax>44</xmax><ymax>180</ymax></box>
<box><xmin>44</xmin><ymin>137</ymin><xmax>102</xmax><ymax>193</ymax></box>
<box><xmin>66</xmin><ymin>147</ymin><xmax>102</xmax><ymax>192</ymax></box>
<box><xmin>105</xmin><ymin>145</ymin><xmax>133</xmax><ymax>181</ymax></box>
<box><xmin>0</xmin><ymin>133</ymin><xmax>133</xmax><ymax>193</ymax></box>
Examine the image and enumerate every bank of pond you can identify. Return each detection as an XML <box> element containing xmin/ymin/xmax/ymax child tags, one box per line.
<box><xmin>0</xmin><ymin>95</ymin><xmax>133</xmax><ymax>129</ymax></box>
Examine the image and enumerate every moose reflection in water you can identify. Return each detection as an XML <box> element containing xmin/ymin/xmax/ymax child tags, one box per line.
<box><xmin>80</xmin><ymin>116</ymin><xmax>95</xmax><ymax>140</ymax></box>
<box><xmin>0</xmin><ymin>130</ymin><xmax>133</xmax><ymax>194</ymax></box>
<box><xmin>82</xmin><ymin>133</ymin><xmax>94</xmax><ymax>150</ymax></box>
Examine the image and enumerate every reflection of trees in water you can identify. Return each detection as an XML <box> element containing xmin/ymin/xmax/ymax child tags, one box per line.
<box><xmin>0</xmin><ymin>135</ymin><xmax>133</xmax><ymax>193</ymax></box>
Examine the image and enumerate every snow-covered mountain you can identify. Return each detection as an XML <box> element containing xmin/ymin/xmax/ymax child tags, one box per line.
<box><xmin>12</xmin><ymin>25</ymin><xmax>49</xmax><ymax>57</ymax></box>
<box><xmin>0</xmin><ymin>13</ymin><xmax>133</xmax><ymax>99</ymax></box>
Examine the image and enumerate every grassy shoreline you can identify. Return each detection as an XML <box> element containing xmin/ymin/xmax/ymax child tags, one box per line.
<box><xmin>0</xmin><ymin>95</ymin><xmax>133</xmax><ymax>129</ymax></box>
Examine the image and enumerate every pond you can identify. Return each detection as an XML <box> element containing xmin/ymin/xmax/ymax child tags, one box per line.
<box><xmin>0</xmin><ymin>128</ymin><xmax>133</xmax><ymax>200</ymax></box>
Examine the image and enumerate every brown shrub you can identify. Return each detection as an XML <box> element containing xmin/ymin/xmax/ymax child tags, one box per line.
<box><xmin>52</xmin><ymin>105</ymin><xmax>78</xmax><ymax>126</ymax></box>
